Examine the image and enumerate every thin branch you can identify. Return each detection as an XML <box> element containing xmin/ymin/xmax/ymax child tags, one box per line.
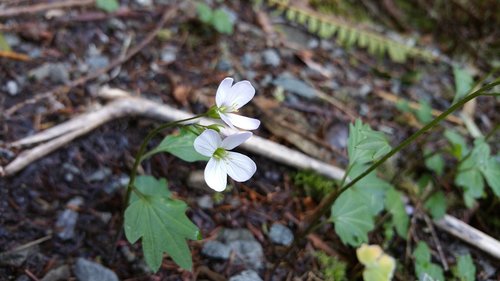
<box><xmin>0</xmin><ymin>0</ymin><xmax>95</xmax><ymax>17</ymax></box>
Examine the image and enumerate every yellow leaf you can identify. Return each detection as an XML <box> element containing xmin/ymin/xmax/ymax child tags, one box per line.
<box><xmin>357</xmin><ymin>244</ymin><xmax>396</xmax><ymax>281</ymax></box>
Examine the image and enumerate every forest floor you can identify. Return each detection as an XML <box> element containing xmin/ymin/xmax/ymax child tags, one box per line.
<box><xmin>0</xmin><ymin>1</ymin><xmax>499</xmax><ymax>280</ymax></box>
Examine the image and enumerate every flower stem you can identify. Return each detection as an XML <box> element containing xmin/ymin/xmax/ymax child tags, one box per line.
<box><xmin>299</xmin><ymin>77</ymin><xmax>500</xmax><ymax>239</ymax></box>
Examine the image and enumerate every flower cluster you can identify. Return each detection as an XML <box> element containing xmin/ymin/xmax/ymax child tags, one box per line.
<box><xmin>194</xmin><ymin>78</ymin><xmax>260</xmax><ymax>191</ymax></box>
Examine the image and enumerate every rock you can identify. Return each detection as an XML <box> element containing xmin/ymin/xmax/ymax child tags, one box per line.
<box><xmin>241</xmin><ymin>53</ymin><xmax>255</xmax><ymax>68</ymax></box>
<box><xmin>73</xmin><ymin>258</ymin><xmax>119</xmax><ymax>281</ymax></box>
<box><xmin>269</xmin><ymin>223</ymin><xmax>294</xmax><ymax>246</ymax></box>
<box><xmin>229</xmin><ymin>270</ymin><xmax>263</xmax><ymax>281</ymax></box>
<box><xmin>197</xmin><ymin>195</ymin><xmax>214</xmax><ymax>209</ymax></box>
<box><xmin>262</xmin><ymin>49</ymin><xmax>280</xmax><ymax>67</ymax></box>
<box><xmin>104</xmin><ymin>175</ymin><xmax>129</xmax><ymax>194</ymax></box>
<box><xmin>29</xmin><ymin>63</ymin><xmax>69</xmax><ymax>84</ymax></box>
<box><xmin>160</xmin><ymin>45</ymin><xmax>177</xmax><ymax>64</ymax></box>
<box><xmin>0</xmin><ymin>245</ymin><xmax>39</xmax><ymax>267</ymax></box>
<box><xmin>202</xmin><ymin>241</ymin><xmax>231</xmax><ymax>260</ymax></box>
<box><xmin>356</xmin><ymin>84</ymin><xmax>372</xmax><ymax>97</ymax></box>
<box><xmin>86</xmin><ymin>55</ymin><xmax>109</xmax><ymax>71</ymax></box>
<box><xmin>6</xmin><ymin>80</ymin><xmax>19</xmax><ymax>96</ymax></box>
<box><xmin>41</xmin><ymin>265</ymin><xmax>70</xmax><ymax>281</ymax></box>
<box><xmin>216</xmin><ymin>59</ymin><xmax>232</xmax><ymax>71</ymax></box>
<box><xmin>220</xmin><ymin>228</ymin><xmax>255</xmax><ymax>243</ymax></box>
<box><xmin>86</xmin><ymin>168</ymin><xmax>112</xmax><ymax>182</ymax></box>
<box><xmin>135</xmin><ymin>0</ymin><xmax>152</xmax><ymax>6</ymax></box>
<box><xmin>273</xmin><ymin>74</ymin><xmax>317</xmax><ymax>99</ymax></box>
<box><xmin>229</xmin><ymin>240</ymin><xmax>264</xmax><ymax>270</ymax></box>
<box><xmin>55</xmin><ymin>197</ymin><xmax>84</xmax><ymax>240</ymax></box>
<box><xmin>187</xmin><ymin>170</ymin><xmax>209</xmax><ymax>190</ymax></box>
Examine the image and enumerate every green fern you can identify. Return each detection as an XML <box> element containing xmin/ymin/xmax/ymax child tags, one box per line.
<box><xmin>265</xmin><ymin>0</ymin><xmax>436</xmax><ymax>63</ymax></box>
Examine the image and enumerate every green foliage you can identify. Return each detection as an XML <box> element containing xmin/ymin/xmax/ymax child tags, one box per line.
<box><xmin>266</xmin><ymin>0</ymin><xmax>436</xmax><ymax>63</ymax></box>
<box><xmin>413</xmin><ymin>242</ymin><xmax>444</xmax><ymax>281</ymax></box>
<box><xmin>424</xmin><ymin>149</ymin><xmax>444</xmax><ymax>176</ymax></box>
<box><xmin>444</xmin><ymin>129</ymin><xmax>469</xmax><ymax>159</ymax></box>
<box><xmin>348</xmin><ymin>119</ymin><xmax>391</xmax><ymax>165</ymax></box>
<box><xmin>356</xmin><ymin>244</ymin><xmax>396</xmax><ymax>281</ymax></box>
<box><xmin>424</xmin><ymin>191</ymin><xmax>446</xmax><ymax>220</ymax></box>
<box><xmin>316</xmin><ymin>251</ymin><xmax>347</xmax><ymax>281</ymax></box>
<box><xmin>293</xmin><ymin>170</ymin><xmax>336</xmax><ymax>199</ymax></box>
<box><xmin>143</xmin><ymin>127</ymin><xmax>209</xmax><ymax>162</ymax></box>
<box><xmin>452</xmin><ymin>254</ymin><xmax>476</xmax><ymax>281</ymax></box>
<box><xmin>0</xmin><ymin>33</ymin><xmax>11</xmax><ymax>51</ymax></box>
<box><xmin>96</xmin><ymin>0</ymin><xmax>119</xmax><ymax>13</ymax></box>
<box><xmin>349</xmin><ymin>164</ymin><xmax>391</xmax><ymax>215</ymax></box>
<box><xmin>124</xmin><ymin>176</ymin><xmax>200</xmax><ymax>271</ymax></box>
<box><xmin>385</xmin><ymin>188</ymin><xmax>409</xmax><ymax>238</ymax></box>
<box><xmin>196</xmin><ymin>2</ymin><xmax>234</xmax><ymax>34</ymax></box>
<box><xmin>416</xmin><ymin>100</ymin><xmax>433</xmax><ymax>124</ymax></box>
<box><xmin>331</xmin><ymin>189</ymin><xmax>374</xmax><ymax>246</ymax></box>
<box><xmin>452</xmin><ymin>67</ymin><xmax>474</xmax><ymax>104</ymax></box>
<box><xmin>455</xmin><ymin>139</ymin><xmax>500</xmax><ymax>207</ymax></box>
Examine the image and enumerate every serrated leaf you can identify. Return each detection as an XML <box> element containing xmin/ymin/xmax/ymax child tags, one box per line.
<box><xmin>444</xmin><ymin>129</ymin><xmax>469</xmax><ymax>159</ymax></box>
<box><xmin>480</xmin><ymin>158</ymin><xmax>500</xmax><ymax>196</ymax></box>
<box><xmin>124</xmin><ymin>176</ymin><xmax>199</xmax><ymax>271</ymax></box>
<box><xmin>318</xmin><ymin>21</ymin><xmax>336</xmax><ymax>39</ymax></box>
<box><xmin>95</xmin><ymin>0</ymin><xmax>119</xmax><ymax>13</ymax></box>
<box><xmin>297</xmin><ymin>10</ymin><xmax>308</xmax><ymax>24</ymax></box>
<box><xmin>453</xmin><ymin>254</ymin><xmax>476</xmax><ymax>281</ymax></box>
<box><xmin>212</xmin><ymin>9</ymin><xmax>233</xmax><ymax>34</ymax></box>
<box><xmin>196</xmin><ymin>2</ymin><xmax>213</xmax><ymax>23</ymax></box>
<box><xmin>414</xmin><ymin>242</ymin><xmax>444</xmax><ymax>281</ymax></box>
<box><xmin>348</xmin><ymin>119</ymin><xmax>391</xmax><ymax>165</ymax></box>
<box><xmin>331</xmin><ymin>189</ymin><xmax>374</xmax><ymax>246</ymax></box>
<box><xmin>143</xmin><ymin>128</ymin><xmax>209</xmax><ymax>162</ymax></box>
<box><xmin>452</xmin><ymin>66</ymin><xmax>474</xmax><ymax>104</ymax></box>
<box><xmin>424</xmin><ymin>191</ymin><xmax>446</xmax><ymax>220</ymax></box>
<box><xmin>414</xmin><ymin>242</ymin><xmax>431</xmax><ymax>264</ymax></box>
<box><xmin>416</xmin><ymin>100</ymin><xmax>433</xmax><ymax>124</ymax></box>
<box><xmin>350</xmin><ymin>163</ymin><xmax>391</xmax><ymax>215</ymax></box>
<box><xmin>385</xmin><ymin>188</ymin><xmax>409</xmax><ymax>238</ymax></box>
<box><xmin>286</xmin><ymin>8</ymin><xmax>297</xmax><ymax>21</ymax></box>
<box><xmin>357</xmin><ymin>244</ymin><xmax>396</xmax><ymax>281</ymax></box>
<box><xmin>424</xmin><ymin>150</ymin><xmax>444</xmax><ymax>176</ymax></box>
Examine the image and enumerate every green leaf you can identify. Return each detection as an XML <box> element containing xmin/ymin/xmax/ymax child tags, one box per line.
<box><xmin>444</xmin><ymin>129</ymin><xmax>469</xmax><ymax>159</ymax></box>
<box><xmin>124</xmin><ymin>176</ymin><xmax>199</xmax><ymax>271</ymax></box>
<box><xmin>331</xmin><ymin>189</ymin><xmax>374</xmax><ymax>246</ymax></box>
<box><xmin>416</xmin><ymin>100</ymin><xmax>433</xmax><ymax>124</ymax></box>
<box><xmin>424</xmin><ymin>150</ymin><xmax>445</xmax><ymax>176</ymax></box>
<box><xmin>95</xmin><ymin>0</ymin><xmax>119</xmax><ymax>13</ymax></box>
<box><xmin>424</xmin><ymin>192</ymin><xmax>446</xmax><ymax>220</ymax></box>
<box><xmin>348</xmin><ymin>119</ymin><xmax>391</xmax><ymax>165</ymax></box>
<box><xmin>356</xmin><ymin>244</ymin><xmax>396</xmax><ymax>281</ymax></box>
<box><xmin>413</xmin><ymin>242</ymin><xmax>444</xmax><ymax>281</ymax></box>
<box><xmin>196</xmin><ymin>2</ymin><xmax>213</xmax><ymax>23</ymax></box>
<box><xmin>452</xmin><ymin>66</ymin><xmax>474</xmax><ymax>104</ymax></box>
<box><xmin>453</xmin><ymin>254</ymin><xmax>476</xmax><ymax>281</ymax></box>
<box><xmin>0</xmin><ymin>33</ymin><xmax>11</xmax><ymax>52</ymax></box>
<box><xmin>212</xmin><ymin>9</ymin><xmax>233</xmax><ymax>34</ymax></box>
<box><xmin>350</xmin><ymin>164</ymin><xmax>391</xmax><ymax>215</ymax></box>
<box><xmin>385</xmin><ymin>188</ymin><xmax>409</xmax><ymax>238</ymax></box>
<box><xmin>143</xmin><ymin>128</ymin><xmax>209</xmax><ymax>162</ymax></box>
<box><xmin>480</xmin><ymin>158</ymin><xmax>500</xmax><ymax>196</ymax></box>
<box><xmin>395</xmin><ymin>100</ymin><xmax>411</xmax><ymax>113</ymax></box>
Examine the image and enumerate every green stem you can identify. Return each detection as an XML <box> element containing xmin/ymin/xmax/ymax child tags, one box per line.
<box><xmin>299</xmin><ymin>77</ymin><xmax>500</xmax><ymax>236</ymax></box>
<box><xmin>125</xmin><ymin>114</ymin><xmax>206</xmax><ymax>205</ymax></box>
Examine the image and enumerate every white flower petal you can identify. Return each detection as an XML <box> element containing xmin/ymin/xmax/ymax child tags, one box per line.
<box><xmin>226</xmin><ymin>113</ymin><xmax>261</xmax><ymax>130</ymax></box>
<box><xmin>204</xmin><ymin>158</ymin><xmax>227</xmax><ymax>191</ymax></box>
<box><xmin>194</xmin><ymin>129</ymin><xmax>222</xmax><ymax>157</ymax></box>
<box><xmin>215</xmin><ymin>77</ymin><xmax>234</xmax><ymax>107</ymax></box>
<box><xmin>219</xmin><ymin>113</ymin><xmax>235</xmax><ymax>129</ymax></box>
<box><xmin>225</xmin><ymin>152</ymin><xmax>256</xmax><ymax>182</ymax></box>
<box><xmin>224</xmin><ymin>81</ymin><xmax>255</xmax><ymax>110</ymax></box>
<box><xmin>221</xmin><ymin>132</ymin><xmax>252</xmax><ymax>150</ymax></box>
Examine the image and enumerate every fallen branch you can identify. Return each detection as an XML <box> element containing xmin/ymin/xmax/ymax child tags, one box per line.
<box><xmin>2</xmin><ymin>88</ymin><xmax>499</xmax><ymax>261</ymax></box>
<box><xmin>0</xmin><ymin>0</ymin><xmax>95</xmax><ymax>18</ymax></box>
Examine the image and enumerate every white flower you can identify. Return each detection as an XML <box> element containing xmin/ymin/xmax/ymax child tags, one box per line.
<box><xmin>215</xmin><ymin>77</ymin><xmax>261</xmax><ymax>130</ymax></box>
<box><xmin>194</xmin><ymin>129</ymin><xmax>257</xmax><ymax>191</ymax></box>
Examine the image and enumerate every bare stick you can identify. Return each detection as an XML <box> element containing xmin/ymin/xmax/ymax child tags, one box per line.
<box><xmin>4</xmin><ymin>7</ymin><xmax>177</xmax><ymax>117</ymax></box>
<box><xmin>0</xmin><ymin>0</ymin><xmax>94</xmax><ymax>17</ymax></box>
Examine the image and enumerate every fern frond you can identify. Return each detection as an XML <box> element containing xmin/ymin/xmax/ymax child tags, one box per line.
<box><xmin>264</xmin><ymin>0</ymin><xmax>436</xmax><ymax>63</ymax></box>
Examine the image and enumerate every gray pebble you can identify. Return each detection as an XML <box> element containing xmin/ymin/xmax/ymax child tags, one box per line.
<box><xmin>273</xmin><ymin>73</ymin><xmax>316</xmax><ymax>99</ymax></box>
<box><xmin>55</xmin><ymin>197</ymin><xmax>83</xmax><ymax>240</ymax></box>
<box><xmin>29</xmin><ymin>63</ymin><xmax>69</xmax><ymax>84</ymax></box>
<box><xmin>269</xmin><ymin>223</ymin><xmax>294</xmax><ymax>246</ymax></box>
<box><xmin>160</xmin><ymin>46</ymin><xmax>177</xmax><ymax>64</ymax></box>
<box><xmin>73</xmin><ymin>258</ymin><xmax>119</xmax><ymax>281</ymax></box>
<box><xmin>229</xmin><ymin>240</ymin><xmax>264</xmax><ymax>270</ymax></box>
<box><xmin>220</xmin><ymin>228</ymin><xmax>255</xmax><ymax>243</ymax></box>
<box><xmin>229</xmin><ymin>270</ymin><xmax>263</xmax><ymax>281</ymax></box>
<box><xmin>262</xmin><ymin>49</ymin><xmax>281</xmax><ymax>67</ymax></box>
<box><xmin>197</xmin><ymin>195</ymin><xmax>214</xmax><ymax>209</ymax></box>
<box><xmin>202</xmin><ymin>240</ymin><xmax>231</xmax><ymax>260</ymax></box>
<box><xmin>6</xmin><ymin>80</ymin><xmax>19</xmax><ymax>96</ymax></box>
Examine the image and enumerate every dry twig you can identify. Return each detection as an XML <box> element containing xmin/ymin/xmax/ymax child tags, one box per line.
<box><xmin>0</xmin><ymin>0</ymin><xmax>95</xmax><ymax>17</ymax></box>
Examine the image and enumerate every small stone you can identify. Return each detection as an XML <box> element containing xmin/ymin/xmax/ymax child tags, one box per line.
<box><xmin>73</xmin><ymin>258</ymin><xmax>118</xmax><ymax>281</ymax></box>
<box><xmin>55</xmin><ymin>197</ymin><xmax>84</xmax><ymax>240</ymax></box>
<box><xmin>220</xmin><ymin>228</ymin><xmax>255</xmax><ymax>243</ymax></box>
<box><xmin>6</xmin><ymin>80</ymin><xmax>19</xmax><ymax>96</ymax></box>
<box><xmin>229</xmin><ymin>270</ymin><xmax>263</xmax><ymax>281</ymax></box>
<box><xmin>135</xmin><ymin>0</ymin><xmax>152</xmax><ymax>6</ymax></box>
<box><xmin>197</xmin><ymin>195</ymin><xmax>214</xmax><ymax>210</ymax></box>
<box><xmin>86</xmin><ymin>55</ymin><xmax>109</xmax><ymax>71</ymax></box>
<box><xmin>262</xmin><ymin>49</ymin><xmax>281</xmax><ymax>67</ymax></box>
<box><xmin>29</xmin><ymin>63</ymin><xmax>69</xmax><ymax>84</ymax></box>
<box><xmin>86</xmin><ymin>168</ymin><xmax>112</xmax><ymax>182</ymax></box>
<box><xmin>269</xmin><ymin>223</ymin><xmax>294</xmax><ymax>246</ymax></box>
<box><xmin>187</xmin><ymin>170</ymin><xmax>209</xmax><ymax>190</ymax></box>
<box><xmin>228</xmin><ymin>240</ymin><xmax>264</xmax><ymax>270</ymax></box>
<box><xmin>41</xmin><ymin>265</ymin><xmax>70</xmax><ymax>281</ymax></box>
<box><xmin>216</xmin><ymin>59</ymin><xmax>232</xmax><ymax>71</ymax></box>
<box><xmin>202</xmin><ymin>241</ymin><xmax>231</xmax><ymax>260</ymax></box>
<box><xmin>241</xmin><ymin>53</ymin><xmax>254</xmax><ymax>68</ymax></box>
<box><xmin>356</xmin><ymin>84</ymin><xmax>372</xmax><ymax>97</ymax></box>
<box><xmin>273</xmin><ymin>74</ymin><xmax>317</xmax><ymax>99</ymax></box>
<box><xmin>160</xmin><ymin>46</ymin><xmax>177</xmax><ymax>64</ymax></box>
